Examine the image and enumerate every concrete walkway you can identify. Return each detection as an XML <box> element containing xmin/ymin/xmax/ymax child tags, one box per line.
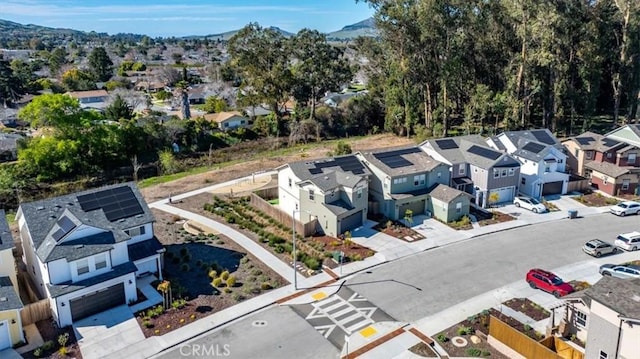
<box><xmin>129</xmin><ymin>275</ymin><xmax>163</xmax><ymax>314</ymax></box>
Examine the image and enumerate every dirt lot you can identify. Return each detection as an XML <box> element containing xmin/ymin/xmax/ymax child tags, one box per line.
<box><xmin>140</xmin><ymin>134</ymin><xmax>414</xmax><ymax>203</ymax></box>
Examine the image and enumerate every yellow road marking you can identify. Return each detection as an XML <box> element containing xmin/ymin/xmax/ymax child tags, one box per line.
<box><xmin>360</xmin><ymin>326</ymin><xmax>377</xmax><ymax>338</ymax></box>
<box><xmin>311</xmin><ymin>292</ymin><xmax>327</xmax><ymax>300</ymax></box>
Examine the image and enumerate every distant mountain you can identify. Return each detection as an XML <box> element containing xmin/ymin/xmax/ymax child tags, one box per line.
<box><xmin>326</xmin><ymin>18</ymin><xmax>377</xmax><ymax>41</ymax></box>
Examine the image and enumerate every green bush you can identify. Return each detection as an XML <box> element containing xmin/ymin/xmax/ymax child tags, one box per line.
<box><xmin>34</xmin><ymin>348</ymin><xmax>42</xmax><ymax>357</ymax></box>
<box><xmin>221</xmin><ymin>270</ymin><xmax>230</xmax><ymax>280</ymax></box>
<box><xmin>42</xmin><ymin>340</ymin><xmax>55</xmax><ymax>351</ymax></box>
<box><xmin>224</xmin><ymin>287</ymin><xmax>232</xmax><ymax>293</ymax></box>
<box><xmin>457</xmin><ymin>326</ymin><xmax>472</xmax><ymax>335</ymax></box>
<box><xmin>226</xmin><ymin>275</ymin><xmax>236</xmax><ymax>287</ymax></box>
<box><xmin>143</xmin><ymin>320</ymin><xmax>153</xmax><ymax>328</ymax></box>
<box><xmin>465</xmin><ymin>348</ymin><xmax>482</xmax><ymax>357</ymax></box>
<box><xmin>58</xmin><ymin>332</ymin><xmax>69</xmax><ymax>347</ymax></box>
<box><xmin>436</xmin><ymin>333</ymin><xmax>448</xmax><ymax>343</ymax></box>
<box><xmin>524</xmin><ymin>324</ymin><xmax>532</xmax><ymax>331</ymax></box>
<box><xmin>208</xmin><ymin>270</ymin><xmax>218</xmax><ymax>279</ymax></box>
<box><xmin>231</xmin><ymin>293</ymin><xmax>245</xmax><ymax>302</ymax></box>
<box><xmin>261</xmin><ymin>282</ymin><xmax>272</xmax><ymax>290</ymax></box>
<box><xmin>304</xmin><ymin>257</ymin><xmax>321</xmax><ymax>270</ymax></box>
<box><xmin>171</xmin><ymin>298</ymin><xmax>187</xmax><ymax>309</ymax></box>
<box><xmin>212</xmin><ymin>278</ymin><xmax>223</xmax><ymax>287</ymax></box>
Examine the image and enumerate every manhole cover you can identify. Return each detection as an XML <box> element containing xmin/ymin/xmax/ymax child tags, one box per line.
<box><xmin>252</xmin><ymin>320</ymin><xmax>268</xmax><ymax>327</ymax></box>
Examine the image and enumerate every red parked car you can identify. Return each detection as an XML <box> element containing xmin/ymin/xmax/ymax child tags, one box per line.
<box><xmin>526</xmin><ymin>269</ymin><xmax>574</xmax><ymax>298</ymax></box>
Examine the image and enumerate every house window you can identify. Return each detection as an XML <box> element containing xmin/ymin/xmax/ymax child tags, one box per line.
<box><xmin>586</xmin><ymin>151</ymin><xmax>593</xmax><ymax>159</ymax></box>
<box><xmin>545</xmin><ymin>165</ymin><xmax>550</xmax><ymax>172</ymax></box>
<box><xmin>288</xmin><ymin>178</ymin><xmax>292</xmax><ymax>187</ymax></box>
<box><xmin>493</xmin><ymin>169</ymin><xmax>500</xmax><ymax>179</ymax></box>
<box><xmin>574</xmin><ymin>149</ymin><xmax>579</xmax><ymax>157</ymax></box>
<box><xmin>125</xmin><ymin>226</ymin><xmax>146</xmax><ymax>237</ymax></box>
<box><xmin>628</xmin><ymin>153</ymin><xmax>636</xmax><ymax>164</ymax></box>
<box><xmin>420</xmin><ymin>174</ymin><xmax>425</xmax><ymax>184</ymax></box>
<box><xmin>606</xmin><ymin>152</ymin><xmax>612</xmax><ymax>158</ymax></box>
<box><xmin>437</xmin><ymin>172</ymin><xmax>441</xmax><ymax>178</ymax></box>
<box><xmin>357</xmin><ymin>188</ymin><xmax>362</xmax><ymax>198</ymax></box>
<box><xmin>224</xmin><ymin>122</ymin><xmax>229</xmax><ymax>127</ymax></box>
<box><xmin>455</xmin><ymin>202</ymin><xmax>462</xmax><ymax>213</ymax></box>
<box><xmin>77</xmin><ymin>259</ymin><xmax>89</xmax><ymax>275</ymax></box>
<box><xmin>575</xmin><ymin>310</ymin><xmax>587</xmax><ymax>328</ymax></box>
<box><xmin>603</xmin><ymin>176</ymin><xmax>608</xmax><ymax>185</ymax></box>
<box><xmin>414</xmin><ymin>175</ymin><xmax>420</xmax><ymax>186</ymax></box>
<box><xmin>95</xmin><ymin>254</ymin><xmax>107</xmax><ymax>270</ymax></box>
<box><xmin>558</xmin><ymin>159</ymin><xmax>563</xmax><ymax>164</ymax></box>
<box><xmin>622</xmin><ymin>179</ymin><xmax>630</xmax><ymax>190</ymax></box>
<box><xmin>521</xmin><ymin>178</ymin><xmax>526</xmax><ymax>185</ymax></box>
<box><xmin>501</xmin><ymin>169</ymin><xmax>507</xmax><ymax>177</ymax></box>
<box><xmin>508</xmin><ymin>168</ymin><xmax>515</xmax><ymax>176</ymax></box>
<box><xmin>459</xmin><ymin>166</ymin><xmax>465</xmax><ymax>175</ymax></box>
<box><xmin>309</xmin><ymin>190</ymin><xmax>315</xmax><ymax>201</ymax></box>
<box><xmin>599</xmin><ymin>351</ymin><xmax>608</xmax><ymax>359</ymax></box>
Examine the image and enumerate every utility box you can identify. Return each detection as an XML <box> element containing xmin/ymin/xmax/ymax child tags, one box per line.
<box><xmin>568</xmin><ymin>210</ymin><xmax>578</xmax><ymax>219</ymax></box>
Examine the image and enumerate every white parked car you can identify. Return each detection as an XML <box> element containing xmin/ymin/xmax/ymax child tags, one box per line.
<box><xmin>615</xmin><ymin>232</ymin><xmax>640</xmax><ymax>251</ymax></box>
<box><xmin>610</xmin><ymin>201</ymin><xmax>640</xmax><ymax>216</ymax></box>
<box><xmin>513</xmin><ymin>196</ymin><xmax>547</xmax><ymax>213</ymax></box>
<box><xmin>599</xmin><ymin>264</ymin><xmax>640</xmax><ymax>279</ymax></box>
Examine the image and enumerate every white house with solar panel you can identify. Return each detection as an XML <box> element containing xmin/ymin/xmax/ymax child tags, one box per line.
<box><xmin>488</xmin><ymin>129</ymin><xmax>569</xmax><ymax>199</ymax></box>
<box><xmin>16</xmin><ymin>183</ymin><xmax>163</xmax><ymax>327</ymax></box>
<box><xmin>277</xmin><ymin>154</ymin><xmax>370</xmax><ymax>237</ymax></box>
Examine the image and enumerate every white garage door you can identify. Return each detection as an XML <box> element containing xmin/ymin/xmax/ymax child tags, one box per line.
<box><xmin>0</xmin><ymin>320</ymin><xmax>10</xmax><ymax>350</ymax></box>
<box><xmin>489</xmin><ymin>186</ymin><xmax>515</xmax><ymax>204</ymax></box>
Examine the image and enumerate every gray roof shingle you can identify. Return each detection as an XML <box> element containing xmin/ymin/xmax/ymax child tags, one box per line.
<box><xmin>20</xmin><ymin>182</ymin><xmax>154</xmax><ymax>263</ymax></box>
<box><xmin>424</xmin><ymin>135</ymin><xmax>519</xmax><ymax>169</ymax></box>
<box><xmin>0</xmin><ymin>276</ymin><xmax>23</xmax><ymax>311</ymax></box>
<box><xmin>567</xmin><ymin>276</ymin><xmax>640</xmax><ymax>320</ymax></box>
<box><xmin>128</xmin><ymin>237</ymin><xmax>163</xmax><ymax>262</ymax></box>
<box><xmin>47</xmin><ymin>261</ymin><xmax>137</xmax><ymax>298</ymax></box>
<box><xmin>585</xmin><ymin>161</ymin><xmax>631</xmax><ymax>178</ymax></box>
<box><xmin>288</xmin><ymin>154</ymin><xmax>370</xmax><ymax>182</ymax></box>
<box><xmin>429</xmin><ymin>184</ymin><xmax>471</xmax><ymax>203</ymax></box>
<box><xmin>0</xmin><ymin>209</ymin><xmax>15</xmax><ymax>252</ymax></box>
<box><xmin>46</xmin><ymin>232</ymin><xmax>115</xmax><ymax>262</ymax></box>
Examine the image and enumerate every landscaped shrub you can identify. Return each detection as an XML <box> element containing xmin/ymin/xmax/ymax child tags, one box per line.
<box><xmin>220</xmin><ymin>270</ymin><xmax>230</xmax><ymax>280</ymax></box>
<box><xmin>224</xmin><ymin>287</ymin><xmax>232</xmax><ymax>293</ymax></box>
<box><xmin>226</xmin><ymin>275</ymin><xmax>236</xmax><ymax>287</ymax></box>
<box><xmin>436</xmin><ymin>333</ymin><xmax>448</xmax><ymax>343</ymax></box>
<box><xmin>208</xmin><ymin>270</ymin><xmax>218</xmax><ymax>279</ymax></box>
<box><xmin>212</xmin><ymin>278</ymin><xmax>223</xmax><ymax>287</ymax></box>
<box><xmin>181</xmin><ymin>263</ymin><xmax>190</xmax><ymax>272</ymax></box>
<box><xmin>143</xmin><ymin>320</ymin><xmax>153</xmax><ymax>328</ymax></box>
<box><xmin>457</xmin><ymin>326</ymin><xmax>472</xmax><ymax>335</ymax></box>
<box><xmin>251</xmin><ymin>268</ymin><xmax>262</xmax><ymax>276</ymax></box>
<box><xmin>524</xmin><ymin>324</ymin><xmax>532</xmax><ymax>331</ymax></box>
<box><xmin>171</xmin><ymin>298</ymin><xmax>187</xmax><ymax>309</ymax></box>
<box><xmin>58</xmin><ymin>332</ymin><xmax>69</xmax><ymax>347</ymax></box>
<box><xmin>465</xmin><ymin>348</ymin><xmax>482</xmax><ymax>357</ymax></box>
<box><xmin>33</xmin><ymin>348</ymin><xmax>42</xmax><ymax>357</ymax></box>
<box><xmin>231</xmin><ymin>293</ymin><xmax>245</xmax><ymax>302</ymax></box>
<box><xmin>261</xmin><ymin>282</ymin><xmax>272</xmax><ymax>290</ymax></box>
<box><xmin>303</xmin><ymin>257</ymin><xmax>321</xmax><ymax>270</ymax></box>
<box><xmin>42</xmin><ymin>340</ymin><xmax>54</xmax><ymax>350</ymax></box>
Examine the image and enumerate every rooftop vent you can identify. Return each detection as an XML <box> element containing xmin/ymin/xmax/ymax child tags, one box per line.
<box><xmin>49</xmin><ymin>215</ymin><xmax>56</xmax><ymax>220</ymax></box>
<box><xmin>36</xmin><ymin>206</ymin><xmax>45</xmax><ymax>211</ymax></box>
<box><xmin>74</xmin><ymin>245</ymin><xmax>84</xmax><ymax>249</ymax></box>
<box><xmin>0</xmin><ymin>297</ymin><xmax>6</xmax><ymax>302</ymax></box>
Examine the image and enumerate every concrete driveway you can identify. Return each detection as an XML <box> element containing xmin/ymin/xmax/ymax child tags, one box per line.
<box><xmin>73</xmin><ymin>305</ymin><xmax>145</xmax><ymax>359</ymax></box>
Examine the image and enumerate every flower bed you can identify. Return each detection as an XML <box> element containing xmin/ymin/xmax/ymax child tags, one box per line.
<box><xmin>503</xmin><ymin>298</ymin><xmax>550</xmax><ymax>321</ymax></box>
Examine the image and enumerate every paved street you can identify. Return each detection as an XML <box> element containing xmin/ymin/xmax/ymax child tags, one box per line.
<box><xmin>290</xmin><ymin>286</ymin><xmax>394</xmax><ymax>348</ymax></box>
<box><xmin>155</xmin><ymin>306</ymin><xmax>338</xmax><ymax>359</ymax></box>
<box><xmin>345</xmin><ymin>212</ymin><xmax>640</xmax><ymax>322</ymax></box>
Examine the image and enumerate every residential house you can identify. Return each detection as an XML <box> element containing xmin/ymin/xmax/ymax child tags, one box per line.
<box><xmin>562</xmin><ymin>131</ymin><xmax>625</xmax><ymax>177</ymax></box>
<box><xmin>0</xmin><ymin>210</ymin><xmax>24</xmax><ymax>350</ymax></box>
<box><xmin>357</xmin><ymin>146</ymin><xmax>451</xmax><ymax>221</ymax></box>
<box><xmin>428</xmin><ymin>184</ymin><xmax>471</xmax><ymax>223</ymax></box>
<box><xmin>488</xmin><ymin>129</ymin><xmax>569</xmax><ymax>198</ymax></box>
<box><xmin>322</xmin><ymin>92</ymin><xmax>359</xmax><ymax>108</ymax></box>
<box><xmin>278</xmin><ymin>155</ymin><xmax>370</xmax><ymax>237</ymax></box>
<box><xmin>203</xmin><ymin>111</ymin><xmax>251</xmax><ymax>131</ymax></box>
<box><xmin>66</xmin><ymin>89</ymin><xmax>110</xmax><ymax>110</ymax></box>
<box><xmin>560</xmin><ymin>276</ymin><xmax>640</xmax><ymax>359</ymax></box>
<box><xmin>187</xmin><ymin>87</ymin><xmax>206</xmax><ymax>105</ymax></box>
<box><xmin>17</xmin><ymin>183</ymin><xmax>164</xmax><ymax>327</ymax></box>
<box><xmin>0</xmin><ymin>133</ymin><xmax>22</xmax><ymax>162</ymax></box>
<box><xmin>421</xmin><ymin>135</ymin><xmax>521</xmax><ymax>208</ymax></box>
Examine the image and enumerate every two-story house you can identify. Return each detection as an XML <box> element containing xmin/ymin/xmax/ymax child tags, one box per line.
<box><xmin>0</xmin><ymin>210</ymin><xmax>24</xmax><ymax>350</ymax></box>
<box><xmin>421</xmin><ymin>135</ymin><xmax>521</xmax><ymax>208</ymax></box>
<box><xmin>560</xmin><ymin>276</ymin><xmax>640</xmax><ymax>359</ymax></box>
<box><xmin>17</xmin><ymin>183</ymin><xmax>164</xmax><ymax>327</ymax></box>
<box><xmin>488</xmin><ymin>129</ymin><xmax>569</xmax><ymax>198</ymax></box>
<box><xmin>357</xmin><ymin>146</ymin><xmax>453</xmax><ymax>221</ymax></box>
<box><xmin>562</xmin><ymin>131</ymin><xmax>625</xmax><ymax>176</ymax></box>
<box><xmin>278</xmin><ymin>155</ymin><xmax>370</xmax><ymax>237</ymax></box>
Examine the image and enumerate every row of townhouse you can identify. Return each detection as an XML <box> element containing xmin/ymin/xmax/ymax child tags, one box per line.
<box><xmin>564</xmin><ymin>124</ymin><xmax>640</xmax><ymax>196</ymax></box>
<box><xmin>277</xmin><ymin>128</ymin><xmax>573</xmax><ymax>237</ymax></box>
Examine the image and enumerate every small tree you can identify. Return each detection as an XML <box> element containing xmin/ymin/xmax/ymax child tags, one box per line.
<box><xmin>404</xmin><ymin>209</ymin><xmax>413</xmax><ymax>225</ymax></box>
<box><xmin>158</xmin><ymin>149</ymin><xmax>180</xmax><ymax>175</ymax></box>
<box><xmin>488</xmin><ymin>192</ymin><xmax>500</xmax><ymax>208</ymax></box>
<box><xmin>333</xmin><ymin>141</ymin><xmax>352</xmax><ymax>156</ymax></box>
<box><xmin>157</xmin><ymin>280</ymin><xmax>172</xmax><ymax>310</ymax></box>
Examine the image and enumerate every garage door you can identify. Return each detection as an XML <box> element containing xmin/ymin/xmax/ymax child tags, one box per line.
<box><xmin>0</xmin><ymin>320</ymin><xmax>10</xmax><ymax>350</ymax></box>
<box><xmin>340</xmin><ymin>211</ymin><xmax>363</xmax><ymax>234</ymax></box>
<box><xmin>70</xmin><ymin>283</ymin><xmax>125</xmax><ymax>321</ymax></box>
<box><xmin>542</xmin><ymin>181</ymin><xmax>563</xmax><ymax>195</ymax></box>
<box><xmin>399</xmin><ymin>200</ymin><xmax>425</xmax><ymax>219</ymax></box>
<box><xmin>489</xmin><ymin>187</ymin><xmax>514</xmax><ymax>204</ymax></box>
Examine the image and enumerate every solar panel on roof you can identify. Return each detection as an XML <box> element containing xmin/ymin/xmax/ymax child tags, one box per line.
<box><xmin>435</xmin><ymin>139</ymin><xmax>458</xmax><ymax>150</ymax></box>
<box><xmin>531</xmin><ymin>130</ymin><xmax>556</xmax><ymax>145</ymax></box>
<box><xmin>52</xmin><ymin>228</ymin><xmax>66</xmax><ymax>242</ymax></box>
<box><xmin>522</xmin><ymin>142</ymin><xmax>546</xmax><ymax>154</ymax></box>
<box><xmin>77</xmin><ymin>186</ymin><xmax>144</xmax><ymax>222</ymax></box>
<box><xmin>602</xmin><ymin>138</ymin><xmax>620</xmax><ymax>147</ymax></box>
<box><xmin>77</xmin><ymin>194</ymin><xmax>100</xmax><ymax>211</ymax></box>
<box><xmin>308</xmin><ymin>168</ymin><xmax>322</xmax><ymax>175</ymax></box>
<box><xmin>575</xmin><ymin>137</ymin><xmax>595</xmax><ymax>146</ymax></box>
<box><xmin>57</xmin><ymin>216</ymin><xmax>76</xmax><ymax>232</ymax></box>
<box><xmin>467</xmin><ymin>145</ymin><xmax>501</xmax><ymax>160</ymax></box>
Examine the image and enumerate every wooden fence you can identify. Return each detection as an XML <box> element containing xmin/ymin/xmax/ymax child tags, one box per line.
<box><xmin>249</xmin><ymin>193</ymin><xmax>317</xmax><ymax>237</ymax></box>
<box><xmin>567</xmin><ymin>175</ymin><xmax>590</xmax><ymax>193</ymax></box>
<box><xmin>21</xmin><ymin>299</ymin><xmax>51</xmax><ymax>326</ymax></box>
<box><xmin>489</xmin><ymin>315</ymin><xmax>562</xmax><ymax>359</ymax></box>
<box><xmin>554</xmin><ymin>337</ymin><xmax>585</xmax><ymax>359</ymax></box>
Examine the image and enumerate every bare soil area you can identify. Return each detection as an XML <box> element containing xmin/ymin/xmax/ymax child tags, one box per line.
<box><xmin>21</xmin><ymin>320</ymin><xmax>82</xmax><ymax>359</ymax></box>
<box><xmin>502</xmin><ymin>298</ymin><xmax>550</xmax><ymax>321</ymax></box>
<box><xmin>139</xmin><ymin>134</ymin><xmax>414</xmax><ymax>203</ymax></box>
<box><xmin>572</xmin><ymin>192</ymin><xmax>619</xmax><ymax>207</ymax></box>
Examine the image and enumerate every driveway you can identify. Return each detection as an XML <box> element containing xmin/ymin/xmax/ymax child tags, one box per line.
<box><xmin>73</xmin><ymin>305</ymin><xmax>145</xmax><ymax>359</ymax></box>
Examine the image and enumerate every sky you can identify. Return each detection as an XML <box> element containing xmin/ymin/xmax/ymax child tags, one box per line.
<box><xmin>0</xmin><ymin>0</ymin><xmax>376</xmax><ymax>37</ymax></box>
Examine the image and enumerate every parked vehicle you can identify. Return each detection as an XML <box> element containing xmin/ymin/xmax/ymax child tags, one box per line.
<box><xmin>614</xmin><ymin>232</ymin><xmax>640</xmax><ymax>251</ymax></box>
<box><xmin>582</xmin><ymin>239</ymin><xmax>618</xmax><ymax>257</ymax></box>
<box><xmin>610</xmin><ymin>201</ymin><xmax>640</xmax><ymax>216</ymax></box>
<box><xmin>526</xmin><ymin>268</ymin><xmax>574</xmax><ymax>298</ymax></box>
<box><xmin>599</xmin><ymin>264</ymin><xmax>640</xmax><ymax>279</ymax></box>
<box><xmin>514</xmin><ymin>196</ymin><xmax>547</xmax><ymax>213</ymax></box>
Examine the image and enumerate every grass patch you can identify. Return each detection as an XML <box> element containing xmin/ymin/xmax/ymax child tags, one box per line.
<box><xmin>4</xmin><ymin>211</ymin><xmax>16</xmax><ymax>224</ymax></box>
<box><xmin>267</xmin><ymin>199</ymin><xmax>279</xmax><ymax>205</ymax></box>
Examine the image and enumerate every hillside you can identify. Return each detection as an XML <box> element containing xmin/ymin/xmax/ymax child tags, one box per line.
<box><xmin>326</xmin><ymin>18</ymin><xmax>377</xmax><ymax>41</ymax></box>
<box><xmin>201</xmin><ymin>26</ymin><xmax>295</xmax><ymax>42</ymax></box>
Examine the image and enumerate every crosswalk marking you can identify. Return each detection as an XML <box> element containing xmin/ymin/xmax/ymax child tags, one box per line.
<box><xmin>307</xmin><ymin>293</ymin><xmax>375</xmax><ymax>335</ymax></box>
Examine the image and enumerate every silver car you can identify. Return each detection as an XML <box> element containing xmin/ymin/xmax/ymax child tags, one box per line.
<box><xmin>583</xmin><ymin>239</ymin><xmax>618</xmax><ymax>257</ymax></box>
<box><xmin>599</xmin><ymin>264</ymin><xmax>640</xmax><ymax>279</ymax></box>
<box><xmin>610</xmin><ymin>201</ymin><xmax>640</xmax><ymax>216</ymax></box>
